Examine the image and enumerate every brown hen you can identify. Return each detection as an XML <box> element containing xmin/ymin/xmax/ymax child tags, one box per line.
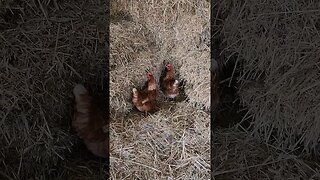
<box><xmin>72</xmin><ymin>84</ymin><xmax>107</xmax><ymax>158</ymax></box>
<box><xmin>132</xmin><ymin>71</ymin><xmax>159</xmax><ymax>112</ymax></box>
<box><xmin>160</xmin><ymin>63</ymin><xmax>179</xmax><ymax>99</ymax></box>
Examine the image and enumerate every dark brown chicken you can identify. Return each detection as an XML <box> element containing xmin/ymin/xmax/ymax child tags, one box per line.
<box><xmin>132</xmin><ymin>71</ymin><xmax>159</xmax><ymax>112</ymax></box>
<box><xmin>72</xmin><ymin>84</ymin><xmax>107</xmax><ymax>158</ymax></box>
<box><xmin>160</xmin><ymin>63</ymin><xmax>179</xmax><ymax>99</ymax></box>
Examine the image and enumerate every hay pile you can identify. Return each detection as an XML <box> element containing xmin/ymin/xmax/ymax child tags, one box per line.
<box><xmin>110</xmin><ymin>0</ymin><xmax>211</xmax><ymax>112</ymax></box>
<box><xmin>212</xmin><ymin>0</ymin><xmax>320</xmax><ymax>178</ymax></box>
<box><xmin>213</xmin><ymin>128</ymin><xmax>320</xmax><ymax>179</ymax></box>
<box><xmin>217</xmin><ymin>0</ymin><xmax>320</xmax><ymax>155</ymax></box>
<box><xmin>110</xmin><ymin>0</ymin><xmax>210</xmax><ymax>178</ymax></box>
<box><xmin>110</xmin><ymin>103</ymin><xmax>210</xmax><ymax>179</ymax></box>
<box><xmin>0</xmin><ymin>0</ymin><xmax>108</xmax><ymax>179</ymax></box>
<box><xmin>110</xmin><ymin>20</ymin><xmax>159</xmax><ymax>114</ymax></box>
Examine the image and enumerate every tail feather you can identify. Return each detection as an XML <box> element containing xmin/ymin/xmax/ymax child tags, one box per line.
<box><xmin>173</xmin><ymin>80</ymin><xmax>179</xmax><ymax>87</ymax></box>
<box><xmin>132</xmin><ymin>88</ymin><xmax>139</xmax><ymax>104</ymax></box>
<box><xmin>132</xmin><ymin>88</ymin><xmax>139</xmax><ymax>98</ymax></box>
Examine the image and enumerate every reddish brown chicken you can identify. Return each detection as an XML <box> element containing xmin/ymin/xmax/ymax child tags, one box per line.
<box><xmin>160</xmin><ymin>63</ymin><xmax>179</xmax><ymax>99</ymax></box>
<box><xmin>132</xmin><ymin>71</ymin><xmax>159</xmax><ymax>112</ymax></box>
<box><xmin>72</xmin><ymin>84</ymin><xmax>107</xmax><ymax>158</ymax></box>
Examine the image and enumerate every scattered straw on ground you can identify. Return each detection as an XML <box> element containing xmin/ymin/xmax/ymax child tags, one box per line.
<box><xmin>217</xmin><ymin>0</ymin><xmax>320</xmax><ymax>156</ymax></box>
<box><xmin>110</xmin><ymin>102</ymin><xmax>210</xmax><ymax>179</ymax></box>
<box><xmin>212</xmin><ymin>0</ymin><xmax>320</xmax><ymax>179</ymax></box>
<box><xmin>213</xmin><ymin>128</ymin><xmax>320</xmax><ymax>179</ymax></box>
<box><xmin>110</xmin><ymin>0</ymin><xmax>210</xmax><ymax>179</ymax></box>
<box><xmin>0</xmin><ymin>0</ymin><xmax>108</xmax><ymax>179</ymax></box>
<box><xmin>110</xmin><ymin>0</ymin><xmax>211</xmax><ymax>112</ymax></box>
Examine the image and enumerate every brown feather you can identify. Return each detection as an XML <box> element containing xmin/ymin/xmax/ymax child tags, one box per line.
<box><xmin>160</xmin><ymin>64</ymin><xmax>180</xmax><ymax>98</ymax></box>
<box><xmin>132</xmin><ymin>73</ymin><xmax>159</xmax><ymax>112</ymax></box>
<box><xmin>72</xmin><ymin>84</ymin><xmax>107</xmax><ymax>158</ymax></box>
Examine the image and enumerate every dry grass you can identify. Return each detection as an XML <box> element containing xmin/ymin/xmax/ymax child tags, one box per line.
<box><xmin>110</xmin><ymin>102</ymin><xmax>210</xmax><ymax>179</ymax></box>
<box><xmin>110</xmin><ymin>0</ymin><xmax>210</xmax><ymax>178</ymax></box>
<box><xmin>109</xmin><ymin>21</ymin><xmax>159</xmax><ymax>114</ymax></box>
<box><xmin>110</xmin><ymin>0</ymin><xmax>211</xmax><ymax>112</ymax></box>
<box><xmin>212</xmin><ymin>0</ymin><xmax>320</xmax><ymax>179</ymax></box>
<box><xmin>0</xmin><ymin>0</ymin><xmax>108</xmax><ymax>179</ymax></box>
<box><xmin>213</xmin><ymin>128</ymin><xmax>320</xmax><ymax>179</ymax></box>
<box><xmin>216</xmin><ymin>0</ymin><xmax>320</xmax><ymax>155</ymax></box>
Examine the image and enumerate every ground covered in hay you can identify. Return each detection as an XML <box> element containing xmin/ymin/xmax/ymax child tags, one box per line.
<box><xmin>109</xmin><ymin>0</ymin><xmax>211</xmax><ymax>179</ymax></box>
<box><xmin>212</xmin><ymin>0</ymin><xmax>320</xmax><ymax>179</ymax></box>
<box><xmin>217</xmin><ymin>0</ymin><xmax>320</xmax><ymax>156</ymax></box>
<box><xmin>213</xmin><ymin>128</ymin><xmax>320</xmax><ymax>179</ymax></box>
<box><xmin>1</xmin><ymin>0</ymin><xmax>108</xmax><ymax>179</ymax></box>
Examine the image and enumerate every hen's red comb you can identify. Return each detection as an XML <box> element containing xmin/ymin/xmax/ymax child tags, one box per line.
<box><xmin>166</xmin><ymin>63</ymin><xmax>173</xmax><ymax>70</ymax></box>
<box><xmin>146</xmin><ymin>72</ymin><xmax>152</xmax><ymax>77</ymax></box>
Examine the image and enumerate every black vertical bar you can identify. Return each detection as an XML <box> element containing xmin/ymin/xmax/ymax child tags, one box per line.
<box><xmin>106</xmin><ymin>0</ymin><xmax>110</xmax><ymax>179</ymax></box>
